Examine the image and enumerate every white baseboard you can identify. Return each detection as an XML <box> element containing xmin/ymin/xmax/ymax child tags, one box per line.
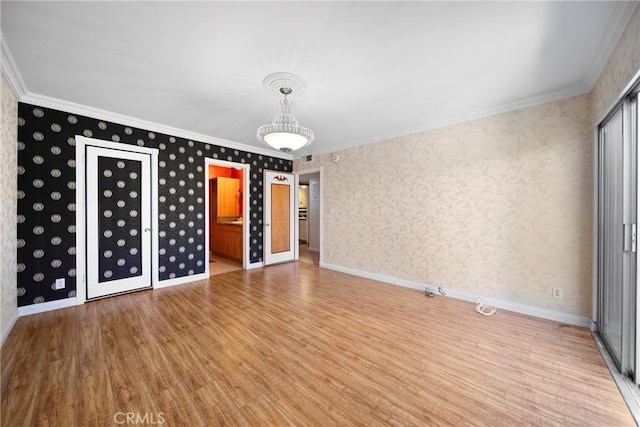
<box><xmin>247</xmin><ymin>261</ymin><xmax>264</xmax><ymax>270</ymax></box>
<box><xmin>18</xmin><ymin>297</ymin><xmax>77</xmax><ymax>317</ymax></box>
<box><xmin>12</xmin><ymin>273</ymin><xmax>210</xmax><ymax>319</ymax></box>
<box><xmin>155</xmin><ymin>272</ymin><xmax>209</xmax><ymax>289</ymax></box>
<box><xmin>322</xmin><ymin>263</ymin><xmax>591</xmax><ymax>328</ymax></box>
<box><xmin>1</xmin><ymin>309</ymin><xmax>18</xmax><ymax>347</ymax></box>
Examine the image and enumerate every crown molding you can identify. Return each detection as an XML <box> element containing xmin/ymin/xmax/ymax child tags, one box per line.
<box><xmin>1</xmin><ymin>33</ymin><xmax>291</xmax><ymax>161</ymax></box>
<box><xmin>19</xmin><ymin>93</ymin><xmax>293</xmax><ymax>160</ymax></box>
<box><xmin>325</xmin><ymin>84</ymin><xmax>591</xmax><ymax>155</ymax></box>
<box><xmin>5</xmin><ymin>1</ymin><xmax>635</xmax><ymax>161</ymax></box>
<box><xmin>307</xmin><ymin>2</ymin><xmax>639</xmax><ymax>156</ymax></box>
<box><xmin>0</xmin><ymin>34</ymin><xmax>27</xmax><ymax>99</ymax></box>
<box><xmin>581</xmin><ymin>1</ymin><xmax>639</xmax><ymax>92</ymax></box>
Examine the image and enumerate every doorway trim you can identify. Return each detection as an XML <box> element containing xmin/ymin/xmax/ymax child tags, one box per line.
<box><xmin>204</xmin><ymin>158</ymin><xmax>250</xmax><ymax>272</ymax></box>
<box><xmin>295</xmin><ymin>166</ymin><xmax>324</xmax><ymax>266</ymax></box>
<box><xmin>263</xmin><ymin>170</ymin><xmax>297</xmax><ymax>265</ymax></box>
<box><xmin>75</xmin><ymin>135</ymin><xmax>159</xmax><ymax>305</ymax></box>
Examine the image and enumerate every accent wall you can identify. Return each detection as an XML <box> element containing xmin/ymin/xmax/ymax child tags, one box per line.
<box><xmin>16</xmin><ymin>103</ymin><xmax>291</xmax><ymax>307</ymax></box>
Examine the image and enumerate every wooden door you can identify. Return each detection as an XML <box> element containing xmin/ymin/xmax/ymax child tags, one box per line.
<box><xmin>217</xmin><ymin>177</ymin><xmax>240</xmax><ymax>217</ymax></box>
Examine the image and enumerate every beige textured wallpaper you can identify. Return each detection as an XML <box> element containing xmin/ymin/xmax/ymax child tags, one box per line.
<box><xmin>296</xmin><ymin>94</ymin><xmax>593</xmax><ymax>317</ymax></box>
<box><xmin>592</xmin><ymin>5</ymin><xmax>640</xmax><ymax>123</ymax></box>
<box><xmin>1</xmin><ymin>74</ymin><xmax>18</xmax><ymax>341</ymax></box>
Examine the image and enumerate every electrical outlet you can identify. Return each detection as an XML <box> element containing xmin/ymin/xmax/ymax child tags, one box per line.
<box><xmin>55</xmin><ymin>278</ymin><xmax>65</xmax><ymax>290</ymax></box>
<box><xmin>552</xmin><ymin>287</ymin><xmax>562</xmax><ymax>299</ymax></box>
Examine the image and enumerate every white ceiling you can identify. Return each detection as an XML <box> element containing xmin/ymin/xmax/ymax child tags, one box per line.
<box><xmin>1</xmin><ymin>1</ymin><xmax>636</xmax><ymax>158</ymax></box>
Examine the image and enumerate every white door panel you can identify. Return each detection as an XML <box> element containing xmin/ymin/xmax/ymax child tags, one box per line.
<box><xmin>86</xmin><ymin>146</ymin><xmax>152</xmax><ymax>298</ymax></box>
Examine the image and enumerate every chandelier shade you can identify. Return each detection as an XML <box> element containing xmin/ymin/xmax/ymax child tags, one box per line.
<box><xmin>257</xmin><ymin>74</ymin><xmax>314</xmax><ymax>152</ymax></box>
<box><xmin>261</xmin><ymin>131</ymin><xmax>312</xmax><ymax>152</ymax></box>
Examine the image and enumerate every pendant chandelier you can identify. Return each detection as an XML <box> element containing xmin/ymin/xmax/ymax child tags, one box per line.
<box><xmin>257</xmin><ymin>73</ymin><xmax>314</xmax><ymax>153</ymax></box>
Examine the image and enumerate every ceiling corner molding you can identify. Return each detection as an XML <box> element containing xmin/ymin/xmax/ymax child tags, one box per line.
<box><xmin>581</xmin><ymin>1</ymin><xmax>639</xmax><ymax>92</ymax></box>
<box><xmin>347</xmin><ymin>85</ymin><xmax>591</xmax><ymax>151</ymax></box>
<box><xmin>19</xmin><ymin>92</ymin><xmax>293</xmax><ymax>161</ymax></box>
<box><xmin>0</xmin><ymin>35</ymin><xmax>27</xmax><ymax>99</ymax></box>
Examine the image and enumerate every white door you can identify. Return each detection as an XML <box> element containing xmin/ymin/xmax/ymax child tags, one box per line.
<box><xmin>86</xmin><ymin>146</ymin><xmax>153</xmax><ymax>299</ymax></box>
<box><xmin>264</xmin><ymin>171</ymin><xmax>296</xmax><ymax>265</ymax></box>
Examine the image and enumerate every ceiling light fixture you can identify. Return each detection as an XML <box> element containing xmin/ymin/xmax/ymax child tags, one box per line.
<box><xmin>257</xmin><ymin>72</ymin><xmax>314</xmax><ymax>153</ymax></box>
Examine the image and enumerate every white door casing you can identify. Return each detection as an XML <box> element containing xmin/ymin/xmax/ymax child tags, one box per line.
<box><xmin>204</xmin><ymin>158</ymin><xmax>251</xmax><ymax>271</ymax></box>
<box><xmin>76</xmin><ymin>136</ymin><xmax>159</xmax><ymax>303</ymax></box>
<box><xmin>296</xmin><ymin>167</ymin><xmax>324</xmax><ymax>266</ymax></box>
<box><xmin>264</xmin><ymin>170</ymin><xmax>296</xmax><ymax>265</ymax></box>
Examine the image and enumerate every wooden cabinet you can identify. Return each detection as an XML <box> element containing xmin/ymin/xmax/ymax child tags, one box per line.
<box><xmin>299</xmin><ymin>219</ymin><xmax>308</xmax><ymax>243</ymax></box>
<box><xmin>211</xmin><ymin>177</ymin><xmax>240</xmax><ymax>218</ymax></box>
<box><xmin>210</xmin><ymin>177</ymin><xmax>243</xmax><ymax>261</ymax></box>
<box><xmin>211</xmin><ymin>223</ymin><xmax>242</xmax><ymax>261</ymax></box>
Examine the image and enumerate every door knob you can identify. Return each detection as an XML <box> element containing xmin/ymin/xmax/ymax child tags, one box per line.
<box><xmin>265</xmin><ymin>223</ymin><xmax>270</xmax><ymax>227</ymax></box>
<box><xmin>144</xmin><ymin>228</ymin><xmax>151</xmax><ymax>232</ymax></box>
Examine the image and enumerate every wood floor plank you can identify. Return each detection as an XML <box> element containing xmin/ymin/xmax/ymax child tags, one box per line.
<box><xmin>192</xmin><ymin>381</ymin><xmax>251</xmax><ymax>426</ymax></box>
<box><xmin>74</xmin><ymin>369</ymin><xmax>116</xmax><ymax>427</ymax></box>
<box><xmin>31</xmin><ymin>357</ymin><xmax>75</xmax><ymax>426</ymax></box>
<box><xmin>237</xmin><ymin>392</ymin><xmax>296</xmax><ymax>427</ymax></box>
<box><xmin>0</xmin><ymin>349</ymin><xmax>44</xmax><ymax>427</ymax></box>
<box><xmin>152</xmin><ymin>382</ymin><xmax>208</xmax><ymax>427</ymax></box>
<box><xmin>1</xmin><ymin>252</ymin><xmax>634</xmax><ymax>426</ymax></box>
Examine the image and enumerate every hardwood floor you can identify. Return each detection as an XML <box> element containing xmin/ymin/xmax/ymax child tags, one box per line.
<box><xmin>298</xmin><ymin>243</ymin><xmax>319</xmax><ymax>266</ymax></box>
<box><xmin>209</xmin><ymin>253</ymin><xmax>243</xmax><ymax>277</ymax></box>
<box><xmin>1</xmin><ymin>259</ymin><xmax>633</xmax><ymax>426</ymax></box>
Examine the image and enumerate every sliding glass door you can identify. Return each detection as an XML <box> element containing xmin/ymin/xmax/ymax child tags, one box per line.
<box><xmin>597</xmin><ymin>91</ymin><xmax>638</xmax><ymax>379</ymax></box>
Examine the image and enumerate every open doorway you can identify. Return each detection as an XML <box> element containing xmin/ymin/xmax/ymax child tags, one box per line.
<box><xmin>297</xmin><ymin>168</ymin><xmax>322</xmax><ymax>266</ymax></box>
<box><xmin>205</xmin><ymin>159</ymin><xmax>250</xmax><ymax>276</ymax></box>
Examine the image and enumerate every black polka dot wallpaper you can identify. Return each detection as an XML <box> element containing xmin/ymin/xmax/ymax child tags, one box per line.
<box><xmin>16</xmin><ymin>103</ymin><xmax>292</xmax><ymax>307</ymax></box>
<box><xmin>97</xmin><ymin>156</ymin><xmax>143</xmax><ymax>283</ymax></box>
